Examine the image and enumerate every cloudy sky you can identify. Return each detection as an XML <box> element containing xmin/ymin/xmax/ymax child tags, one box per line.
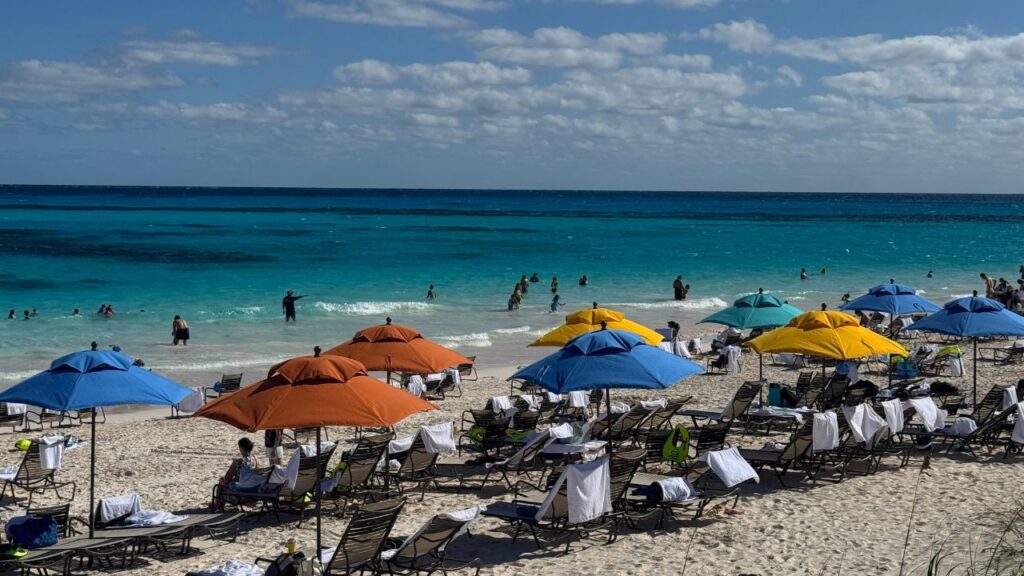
<box><xmin>2</xmin><ymin>1</ymin><xmax>1024</xmax><ymax>192</ymax></box>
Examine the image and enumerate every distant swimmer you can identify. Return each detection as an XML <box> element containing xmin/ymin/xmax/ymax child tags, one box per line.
<box><xmin>7</xmin><ymin>309</ymin><xmax>13</xmax><ymax>320</ymax></box>
<box><xmin>426</xmin><ymin>284</ymin><xmax>436</xmax><ymax>301</ymax></box>
<box><xmin>680</xmin><ymin>284</ymin><xmax>691</xmax><ymax>300</ymax></box>
<box><xmin>800</xmin><ymin>268</ymin><xmax>808</xmax><ymax>281</ymax></box>
<box><xmin>841</xmin><ymin>293</ymin><xmax>851</xmax><ymax>303</ymax></box>
<box><xmin>820</xmin><ymin>268</ymin><xmax>827</xmax><ymax>275</ymax></box>
<box><xmin>172</xmin><ymin>315</ymin><xmax>190</xmax><ymax>346</ymax></box>
<box><xmin>549</xmin><ymin>294</ymin><xmax>562</xmax><ymax>313</ymax></box>
<box><xmin>519</xmin><ymin>275</ymin><xmax>529</xmax><ymax>295</ymax></box>
<box><xmin>530</xmin><ymin>272</ymin><xmax>540</xmax><ymax>283</ymax></box>
<box><xmin>30</xmin><ymin>308</ymin><xmax>38</xmax><ymax>317</ymax></box>
<box><xmin>103</xmin><ymin>304</ymin><xmax>115</xmax><ymax>317</ymax></box>
<box><xmin>550</xmin><ymin>276</ymin><xmax>559</xmax><ymax>294</ymax></box>
<box><xmin>96</xmin><ymin>304</ymin><xmax>107</xmax><ymax>315</ymax></box>
<box><xmin>90</xmin><ymin>341</ymin><xmax>99</xmax><ymax>351</ymax></box>
<box><xmin>579</xmin><ymin>275</ymin><xmax>589</xmax><ymax>287</ymax></box>
<box><xmin>282</xmin><ymin>290</ymin><xmax>306</xmax><ymax>322</ymax></box>
<box><xmin>23</xmin><ymin>310</ymin><xmax>30</xmax><ymax>321</ymax></box>
<box><xmin>673</xmin><ymin>275</ymin><xmax>685</xmax><ymax>300</ymax></box>
<box><xmin>72</xmin><ymin>308</ymin><xmax>80</xmax><ymax>316</ymax></box>
<box><xmin>927</xmin><ymin>270</ymin><xmax>934</xmax><ymax>278</ymax></box>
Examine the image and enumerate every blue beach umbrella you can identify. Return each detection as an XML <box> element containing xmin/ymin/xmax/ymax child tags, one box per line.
<box><xmin>700</xmin><ymin>289</ymin><xmax>803</xmax><ymax>330</ymax></box>
<box><xmin>904</xmin><ymin>292</ymin><xmax>1024</xmax><ymax>405</ymax></box>
<box><xmin>839</xmin><ymin>281</ymin><xmax>941</xmax><ymax>318</ymax></box>
<box><xmin>0</xmin><ymin>349</ymin><xmax>191</xmax><ymax>536</ymax></box>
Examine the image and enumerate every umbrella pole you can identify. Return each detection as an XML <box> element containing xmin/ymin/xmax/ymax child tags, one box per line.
<box><xmin>89</xmin><ymin>408</ymin><xmax>96</xmax><ymax>538</ymax></box>
<box><xmin>973</xmin><ymin>337</ymin><xmax>978</xmax><ymax>407</ymax></box>
<box><xmin>315</xmin><ymin>426</ymin><xmax>322</xmax><ymax>556</ymax></box>
<box><xmin>605</xmin><ymin>388</ymin><xmax>613</xmax><ymax>458</ymax></box>
<box><xmin>758</xmin><ymin>354</ymin><xmax>764</xmax><ymax>404</ymax></box>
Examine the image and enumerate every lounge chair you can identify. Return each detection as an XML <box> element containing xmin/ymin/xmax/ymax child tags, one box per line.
<box><xmin>313</xmin><ymin>498</ymin><xmax>405</xmax><ymax>575</ymax></box>
<box><xmin>388</xmin><ymin>436</ymin><xmax>440</xmax><ymax>502</ymax></box>
<box><xmin>0</xmin><ymin>403</ymin><xmax>26</xmax><ymax>433</ymax></box>
<box><xmin>678</xmin><ymin>380</ymin><xmax>763</xmax><ymax>443</ymax></box>
<box><xmin>436</xmin><ymin>430</ymin><xmax>553</xmax><ymax>492</ymax></box>
<box><xmin>482</xmin><ymin>457</ymin><xmax>617</xmax><ymax>553</ymax></box>
<box><xmin>904</xmin><ymin>404</ymin><xmax>1017</xmax><ymax>458</ymax></box>
<box><xmin>738</xmin><ymin>418</ymin><xmax>815</xmax><ymax>486</ymax></box>
<box><xmin>322</xmin><ymin>433</ymin><xmax>392</xmax><ymax>513</ymax></box>
<box><xmin>456</xmin><ymin>356</ymin><xmax>478</xmax><ymax>381</ymax></box>
<box><xmin>624</xmin><ymin>462</ymin><xmax>740</xmax><ymax>527</ymax></box>
<box><xmin>379</xmin><ymin>509</ymin><xmax>482</xmax><ymax>575</ymax></box>
<box><xmin>425</xmin><ymin>371</ymin><xmax>462</xmax><ymax>400</ymax></box>
<box><xmin>637</xmin><ymin>399</ymin><xmax>689</xmax><ymax>433</ymax></box>
<box><xmin>594</xmin><ymin>406</ymin><xmax>656</xmax><ymax>445</ymax></box>
<box><xmin>816</xmin><ymin>376</ymin><xmax>850</xmax><ymax>410</ymax></box>
<box><xmin>275</xmin><ymin>444</ymin><xmax>337</xmax><ymax>523</ymax></box>
<box><xmin>457</xmin><ymin>416</ymin><xmax>510</xmax><ymax>458</ymax></box>
<box><xmin>0</xmin><ymin>441</ymin><xmax>77</xmax><ymax>507</ymax></box>
<box><xmin>203</xmin><ymin>373</ymin><xmax>243</xmax><ymax>402</ymax></box>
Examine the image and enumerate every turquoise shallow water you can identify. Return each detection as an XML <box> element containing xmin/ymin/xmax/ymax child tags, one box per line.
<box><xmin>1</xmin><ymin>186</ymin><xmax>1022</xmax><ymax>384</ymax></box>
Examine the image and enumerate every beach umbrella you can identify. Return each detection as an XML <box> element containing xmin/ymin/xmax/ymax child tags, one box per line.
<box><xmin>839</xmin><ymin>281</ymin><xmax>941</xmax><ymax>319</ymax></box>
<box><xmin>325</xmin><ymin>317</ymin><xmax>472</xmax><ymax>383</ymax></box>
<box><xmin>512</xmin><ymin>328</ymin><xmax>702</xmax><ymax>454</ymax></box>
<box><xmin>530</xmin><ymin>305</ymin><xmax>663</xmax><ymax>347</ymax></box>
<box><xmin>700</xmin><ymin>289</ymin><xmax>802</xmax><ymax>379</ymax></box>
<box><xmin>700</xmin><ymin>289</ymin><xmax>802</xmax><ymax>330</ymax></box>
<box><xmin>0</xmin><ymin>349</ymin><xmax>190</xmax><ymax>537</ymax></box>
<box><xmin>903</xmin><ymin>292</ymin><xmax>1024</xmax><ymax>406</ymax></box>
<box><xmin>195</xmin><ymin>350</ymin><xmax>436</xmax><ymax>553</ymax></box>
<box><xmin>746</xmin><ymin>309</ymin><xmax>906</xmax><ymax>384</ymax></box>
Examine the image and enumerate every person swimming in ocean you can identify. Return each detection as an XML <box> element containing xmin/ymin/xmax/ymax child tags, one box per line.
<box><xmin>7</xmin><ymin>309</ymin><xmax>14</xmax><ymax>320</ymax></box>
<box><xmin>549</xmin><ymin>294</ymin><xmax>562</xmax><ymax>313</ymax></box>
<box><xmin>530</xmin><ymin>272</ymin><xmax>539</xmax><ymax>283</ymax></box>
<box><xmin>820</xmin><ymin>267</ymin><xmax>827</xmax><ymax>275</ymax></box>
<box><xmin>23</xmin><ymin>310</ymin><xmax>30</xmax><ymax>321</ymax></box>
<box><xmin>579</xmin><ymin>275</ymin><xmax>588</xmax><ymax>286</ymax></box>
<box><xmin>103</xmin><ymin>304</ymin><xmax>115</xmax><ymax>317</ymax></box>
<box><xmin>97</xmin><ymin>304</ymin><xmax>107</xmax><ymax>315</ymax></box>
<box><xmin>426</xmin><ymin>284</ymin><xmax>436</xmax><ymax>301</ymax></box>
<box><xmin>841</xmin><ymin>293</ymin><xmax>851</xmax><ymax>303</ymax></box>
<box><xmin>680</xmin><ymin>284</ymin><xmax>690</xmax><ymax>300</ymax></box>
<box><xmin>800</xmin><ymin>268</ymin><xmax>808</xmax><ymax>280</ymax></box>
<box><xmin>30</xmin><ymin>308</ymin><xmax>38</xmax><ymax>317</ymax></box>
<box><xmin>927</xmin><ymin>270</ymin><xmax>934</xmax><ymax>278</ymax></box>
<box><xmin>282</xmin><ymin>290</ymin><xmax>305</xmax><ymax>322</ymax></box>
<box><xmin>550</xmin><ymin>276</ymin><xmax>558</xmax><ymax>294</ymax></box>
<box><xmin>72</xmin><ymin>308</ymin><xmax>80</xmax><ymax>316</ymax></box>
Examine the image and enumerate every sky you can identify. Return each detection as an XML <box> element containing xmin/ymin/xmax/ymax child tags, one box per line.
<box><xmin>2</xmin><ymin>1</ymin><xmax>1024</xmax><ymax>193</ymax></box>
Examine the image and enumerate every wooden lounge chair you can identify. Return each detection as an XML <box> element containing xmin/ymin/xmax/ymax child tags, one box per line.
<box><xmin>379</xmin><ymin>510</ymin><xmax>482</xmax><ymax>575</ymax></box>
<box><xmin>0</xmin><ymin>441</ymin><xmax>77</xmax><ymax>507</ymax></box>
<box><xmin>738</xmin><ymin>418</ymin><xmax>815</xmax><ymax>486</ymax></box>
<box><xmin>310</xmin><ymin>498</ymin><xmax>405</xmax><ymax>575</ymax></box>
<box><xmin>203</xmin><ymin>373</ymin><xmax>242</xmax><ymax>401</ymax></box>
<box><xmin>322</xmin><ymin>433</ymin><xmax>392</xmax><ymax>513</ymax></box>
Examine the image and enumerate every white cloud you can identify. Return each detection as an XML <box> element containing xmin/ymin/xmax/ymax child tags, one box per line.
<box><xmin>469</xmin><ymin>27</ymin><xmax>667</xmax><ymax>69</ymax></box>
<box><xmin>287</xmin><ymin>0</ymin><xmax>502</xmax><ymax>29</ymax></box>
<box><xmin>776</xmin><ymin>65</ymin><xmax>802</xmax><ymax>87</ymax></box>
<box><xmin>334</xmin><ymin>60</ymin><xmax>531</xmax><ymax>87</ymax></box>
<box><xmin>138</xmin><ymin>101</ymin><xmax>289</xmax><ymax>123</ymax></box>
<box><xmin>553</xmin><ymin>0</ymin><xmax>722</xmax><ymax>8</ymax></box>
<box><xmin>123</xmin><ymin>39</ymin><xmax>285</xmax><ymax>66</ymax></box>
<box><xmin>0</xmin><ymin>60</ymin><xmax>183</xmax><ymax>103</ymax></box>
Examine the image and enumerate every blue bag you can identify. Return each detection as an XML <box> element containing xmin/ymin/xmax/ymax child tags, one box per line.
<box><xmin>5</xmin><ymin>516</ymin><xmax>59</xmax><ymax>549</ymax></box>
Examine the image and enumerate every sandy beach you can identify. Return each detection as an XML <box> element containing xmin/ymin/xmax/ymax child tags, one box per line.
<box><xmin>1</xmin><ymin>321</ymin><xmax>1020</xmax><ymax>576</ymax></box>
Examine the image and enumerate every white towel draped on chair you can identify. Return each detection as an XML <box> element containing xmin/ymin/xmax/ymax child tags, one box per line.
<box><xmin>724</xmin><ymin>345</ymin><xmax>741</xmax><ymax>374</ymax></box>
<box><xmin>490</xmin><ymin>395</ymin><xmax>514</xmax><ymax>416</ymax></box>
<box><xmin>841</xmin><ymin>404</ymin><xmax>888</xmax><ymax>445</ymax></box>
<box><xmin>177</xmin><ymin>387</ymin><xmax>204</xmax><ymax>413</ymax></box>
<box><xmin>907</xmin><ymin>398</ymin><xmax>944</xmax><ymax>432</ymax></box>
<box><xmin>419</xmin><ymin>422</ymin><xmax>456</xmax><ymax>454</ymax></box>
<box><xmin>518</xmin><ymin>395</ymin><xmax>540</xmax><ymax>412</ymax></box>
<box><xmin>1003</xmin><ymin>387</ymin><xmax>1019</xmax><ymax>411</ymax></box>
<box><xmin>5</xmin><ymin>403</ymin><xmax>27</xmax><ymax>415</ymax></box>
<box><xmin>948</xmin><ymin>356</ymin><xmax>964</xmax><ymax>377</ymax></box>
<box><xmin>881</xmin><ymin>399</ymin><xmax>905</xmax><ymax>434</ymax></box>
<box><xmin>812</xmin><ymin>411</ymin><xmax>839</xmax><ymax>452</ymax></box>
<box><xmin>950</xmin><ymin>417</ymin><xmax>978</xmax><ymax>437</ymax></box>
<box><xmin>192</xmin><ymin>560</ymin><xmax>265</xmax><ymax>576</ymax></box>
<box><xmin>568</xmin><ymin>391</ymin><xmax>588</xmax><ymax>408</ymax></box>
<box><xmin>406</xmin><ymin>375</ymin><xmax>426</xmax><ymax>398</ymax></box>
<box><xmin>99</xmin><ymin>493</ymin><xmax>142</xmax><ymax>524</ymax></box>
<box><xmin>700</xmin><ymin>447</ymin><xmax>759</xmax><ymax>487</ymax></box>
<box><xmin>548</xmin><ymin>423</ymin><xmax>574</xmax><ymax>439</ymax></box>
<box><xmin>536</xmin><ymin>456</ymin><xmax>611</xmax><ymax>524</ymax></box>
<box><xmin>640</xmin><ymin>399</ymin><xmax>667</xmax><ymax>410</ymax></box>
<box><xmin>38</xmin><ymin>434</ymin><xmax>65</xmax><ymax>470</ymax></box>
<box><xmin>655</xmin><ymin>477</ymin><xmax>697</xmax><ymax>503</ymax></box>
<box><xmin>1012</xmin><ymin>402</ymin><xmax>1024</xmax><ymax>445</ymax></box>
<box><xmin>658</xmin><ymin>341</ymin><xmax>674</xmax><ymax>354</ymax></box>
<box><xmin>547</xmin><ymin>392</ymin><xmax>563</xmax><ymax>404</ymax></box>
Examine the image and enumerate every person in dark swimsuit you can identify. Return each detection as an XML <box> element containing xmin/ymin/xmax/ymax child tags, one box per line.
<box><xmin>282</xmin><ymin>290</ymin><xmax>305</xmax><ymax>322</ymax></box>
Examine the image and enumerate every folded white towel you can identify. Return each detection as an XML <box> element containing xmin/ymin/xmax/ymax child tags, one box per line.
<box><xmin>841</xmin><ymin>404</ymin><xmax>888</xmax><ymax>446</ymax></box>
<box><xmin>658</xmin><ymin>342</ymin><xmax>673</xmax><ymax>354</ymax></box>
<box><xmin>177</xmin><ymin>388</ymin><xmax>204</xmax><ymax>413</ymax></box>
<box><xmin>641</xmin><ymin>399</ymin><xmax>668</xmax><ymax>410</ymax></box>
<box><xmin>38</xmin><ymin>434</ymin><xmax>65</xmax><ymax>470</ymax></box>
<box><xmin>1003</xmin><ymin>387</ymin><xmax>1019</xmax><ymax>411</ymax></box>
<box><xmin>194</xmin><ymin>560</ymin><xmax>265</xmax><ymax>576</ymax></box>
<box><xmin>99</xmin><ymin>493</ymin><xmax>141</xmax><ymax>524</ymax></box>
<box><xmin>700</xmin><ymin>447</ymin><xmax>759</xmax><ymax>488</ymax></box>
<box><xmin>812</xmin><ymin>411</ymin><xmax>839</xmax><ymax>452</ymax></box>
<box><xmin>491</xmin><ymin>395</ymin><xmax>514</xmax><ymax>413</ymax></box>
<box><xmin>655</xmin><ymin>477</ymin><xmax>696</xmax><ymax>503</ymax></box>
<box><xmin>568</xmin><ymin>391</ymin><xmax>588</xmax><ymax>408</ymax></box>
<box><xmin>419</xmin><ymin>422</ymin><xmax>455</xmax><ymax>454</ymax></box>
<box><xmin>548</xmin><ymin>422</ymin><xmax>574</xmax><ymax>439</ymax></box>
<box><xmin>125</xmin><ymin>510</ymin><xmax>187</xmax><ymax>526</ymax></box>
<box><xmin>1012</xmin><ymin>402</ymin><xmax>1024</xmax><ymax>445</ymax></box>
<box><xmin>425</xmin><ymin>373</ymin><xmax>446</xmax><ymax>383</ymax></box>
<box><xmin>907</xmin><ymin>398</ymin><xmax>943</xmax><ymax>432</ymax></box>
<box><xmin>950</xmin><ymin>417</ymin><xmax>978</xmax><ymax>437</ymax></box>
<box><xmin>881</xmin><ymin>399</ymin><xmax>905</xmax><ymax>434</ymax></box>
<box><xmin>536</xmin><ymin>457</ymin><xmax>612</xmax><ymax>524</ymax></box>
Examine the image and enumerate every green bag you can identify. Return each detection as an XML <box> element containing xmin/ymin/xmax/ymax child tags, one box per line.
<box><xmin>661</xmin><ymin>424</ymin><xmax>690</xmax><ymax>464</ymax></box>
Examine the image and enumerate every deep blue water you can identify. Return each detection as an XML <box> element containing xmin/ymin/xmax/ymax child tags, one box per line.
<box><xmin>1</xmin><ymin>186</ymin><xmax>1022</xmax><ymax>384</ymax></box>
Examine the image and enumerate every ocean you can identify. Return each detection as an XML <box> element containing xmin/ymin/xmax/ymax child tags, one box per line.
<box><xmin>1</xmin><ymin>186</ymin><xmax>1022</xmax><ymax>385</ymax></box>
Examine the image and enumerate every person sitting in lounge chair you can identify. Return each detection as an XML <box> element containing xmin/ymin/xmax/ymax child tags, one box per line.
<box><xmin>212</xmin><ymin>438</ymin><xmax>266</xmax><ymax>510</ymax></box>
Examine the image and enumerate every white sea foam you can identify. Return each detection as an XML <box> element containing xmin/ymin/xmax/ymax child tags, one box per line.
<box><xmin>156</xmin><ymin>357</ymin><xmax>276</xmax><ymax>372</ymax></box>
<box><xmin>313</xmin><ymin>301</ymin><xmax>434</xmax><ymax>316</ymax></box>
<box><xmin>197</xmin><ymin>306</ymin><xmax>267</xmax><ymax>317</ymax></box>
<box><xmin>0</xmin><ymin>370</ymin><xmax>41</xmax><ymax>382</ymax></box>
<box><xmin>492</xmin><ymin>326</ymin><xmax>532</xmax><ymax>334</ymax></box>
<box><xmin>606</xmin><ymin>297</ymin><xmax>728</xmax><ymax>310</ymax></box>
<box><xmin>437</xmin><ymin>332</ymin><xmax>492</xmax><ymax>348</ymax></box>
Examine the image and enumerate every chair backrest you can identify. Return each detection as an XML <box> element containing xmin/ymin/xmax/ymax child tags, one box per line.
<box><xmin>339</xmin><ymin>435</ymin><xmax>391</xmax><ymax>489</ymax></box>
<box><xmin>589</xmin><ymin>389</ymin><xmax>605</xmax><ymax>407</ymax></box>
<box><xmin>643</xmin><ymin>429</ymin><xmax>673</xmax><ymax>463</ymax></box>
<box><xmin>972</xmin><ymin>385</ymin><xmax>1008</xmax><ymax>426</ymax></box>
<box><xmin>457</xmin><ymin>357</ymin><xmax>476</xmax><ymax>378</ymax></box>
<box><xmin>512</xmin><ymin>410</ymin><xmax>539</xmax><ymax>432</ymax></box>
<box><xmin>781</xmin><ymin>419</ymin><xmax>816</xmax><ymax>462</ymax></box>
<box><xmin>610</xmin><ymin>407</ymin><xmax>653</xmax><ymax>438</ymax></box>
<box><xmin>590</xmin><ymin>412</ymin><xmax>624</xmax><ymax>438</ymax></box>
<box><xmin>16</xmin><ymin>442</ymin><xmax>54</xmax><ymax>487</ymax></box>
<box><xmin>468</xmin><ymin>409</ymin><xmax>496</xmax><ymax>428</ymax></box>
<box><xmin>28</xmin><ymin>503</ymin><xmax>73</xmax><ymax>538</ymax></box>
<box><xmin>608</xmin><ymin>449</ymin><xmax>644</xmax><ymax>503</ymax></box>
<box><xmin>817</xmin><ymin>376</ymin><xmax>849</xmax><ymax>410</ymax></box>
<box><xmin>644</xmin><ymin>401</ymin><xmax>682</xmax><ymax>430</ymax></box>
<box><xmin>327</xmin><ymin>498</ymin><xmax>405</xmax><ymax>574</ymax></box>
<box><xmin>694</xmin><ymin>424</ymin><xmax>728</xmax><ymax>454</ymax></box>
<box><xmin>391</xmin><ymin>514</ymin><xmax>470</xmax><ymax>563</ymax></box>
<box><xmin>220</xmin><ymin>373</ymin><xmax>243</xmax><ymax>392</ymax></box>
<box><xmin>399</xmin><ymin>436</ymin><xmax>439</xmax><ymax>477</ymax></box>
<box><xmin>505</xmin><ymin>432</ymin><xmax>551</xmax><ymax>468</ymax></box>
<box><xmin>843</xmin><ymin>387</ymin><xmax>866</xmax><ymax>407</ymax></box>
<box><xmin>282</xmin><ymin>445</ymin><xmax>336</xmax><ymax>501</ymax></box>
<box><xmin>538</xmin><ymin>482</ymin><xmax>569</xmax><ymax>524</ymax></box>
<box><xmin>721</xmin><ymin>380</ymin><xmax>763</xmax><ymax>422</ymax></box>
<box><xmin>795</xmin><ymin>371</ymin><xmax>813</xmax><ymax>391</ymax></box>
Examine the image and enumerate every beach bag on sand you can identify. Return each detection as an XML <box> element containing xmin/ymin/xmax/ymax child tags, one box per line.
<box><xmin>263</xmin><ymin>552</ymin><xmax>306</xmax><ymax>576</ymax></box>
<box><xmin>662</xmin><ymin>425</ymin><xmax>690</xmax><ymax>464</ymax></box>
<box><xmin>5</xmin><ymin>516</ymin><xmax>58</xmax><ymax>549</ymax></box>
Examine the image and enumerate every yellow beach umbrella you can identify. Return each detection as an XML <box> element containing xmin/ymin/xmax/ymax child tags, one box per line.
<box><xmin>745</xmin><ymin>309</ymin><xmax>906</xmax><ymax>359</ymax></box>
<box><xmin>530</xmin><ymin>306</ymin><xmax>663</xmax><ymax>347</ymax></box>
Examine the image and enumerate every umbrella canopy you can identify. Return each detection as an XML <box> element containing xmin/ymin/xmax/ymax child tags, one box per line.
<box><xmin>903</xmin><ymin>294</ymin><xmax>1024</xmax><ymax>337</ymax></box>
<box><xmin>325</xmin><ymin>319</ymin><xmax>471</xmax><ymax>374</ymax></box>
<box><xmin>700</xmin><ymin>290</ymin><xmax>802</xmax><ymax>329</ymax></box>
<box><xmin>839</xmin><ymin>282</ymin><xmax>941</xmax><ymax>317</ymax></box>
<box><xmin>0</xmin><ymin>350</ymin><xmax>190</xmax><ymax>410</ymax></box>
<box><xmin>0</xmin><ymin>349</ymin><xmax>191</xmax><ymax>539</ymax></box>
<box><xmin>194</xmin><ymin>354</ymin><xmax>437</xmax><ymax>431</ymax></box>
<box><xmin>745</xmin><ymin>310</ymin><xmax>906</xmax><ymax>360</ymax></box>
<box><xmin>513</xmin><ymin>329</ymin><xmax>703</xmax><ymax>393</ymax></box>
<box><xmin>530</xmin><ymin>307</ymin><xmax>663</xmax><ymax>347</ymax></box>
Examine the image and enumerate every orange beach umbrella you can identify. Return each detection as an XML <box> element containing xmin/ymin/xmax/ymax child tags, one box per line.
<box><xmin>325</xmin><ymin>318</ymin><xmax>472</xmax><ymax>375</ymax></box>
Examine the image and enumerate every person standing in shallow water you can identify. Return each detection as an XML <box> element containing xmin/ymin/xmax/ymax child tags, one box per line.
<box><xmin>282</xmin><ymin>290</ymin><xmax>305</xmax><ymax>322</ymax></box>
<box><xmin>172</xmin><ymin>315</ymin><xmax>190</xmax><ymax>346</ymax></box>
<box><xmin>673</xmin><ymin>275</ymin><xmax>685</xmax><ymax>300</ymax></box>
<box><xmin>426</xmin><ymin>284</ymin><xmax>436</xmax><ymax>301</ymax></box>
<box><xmin>550</xmin><ymin>276</ymin><xmax>559</xmax><ymax>294</ymax></box>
